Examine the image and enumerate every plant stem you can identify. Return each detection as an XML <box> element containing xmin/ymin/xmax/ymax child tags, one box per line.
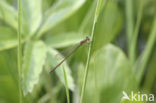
<box><xmin>125</xmin><ymin>0</ymin><xmax>134</xmax><ymax>64</ymax></box>
<box><xmin>130</xmin><ymin>0</ymin><xmax>144</xmax><ymax>66</ymax></box>
<box><xmin>80</xmin><ymin>0</ymin><xmax>102</xmax><ymax>103</ymax></box>
<box><xmin>136</xmin><ymin>17</ymin><xmax>156</xmax><ymax>84</ymax></box>
<box><xmin>63</xmin><ymin>66</ymin><xmax>70</xmax><ymax>103</ymax></box>
<box><xmin>18</xmin><ymin>0</ymin><xmax>22</xmax><ymax>102</ymax></box>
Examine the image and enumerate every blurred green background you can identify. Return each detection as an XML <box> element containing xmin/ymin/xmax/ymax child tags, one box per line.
<box><xmin>0</xmin><ymin>0</ymin><xmax>156</xmax><ymax>103</ymax></box>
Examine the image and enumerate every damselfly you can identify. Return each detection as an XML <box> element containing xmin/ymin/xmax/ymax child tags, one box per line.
<box><xmin>49</xmin><ymin>36</ymin><xmax>90</xmax><ymax>74</ymax></box>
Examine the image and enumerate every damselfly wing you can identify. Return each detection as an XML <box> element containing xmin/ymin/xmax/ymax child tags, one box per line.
<box><xmin>49</xmin><ymin>36</ymin><xmax>90</xmax><ymax>74</ymax></box>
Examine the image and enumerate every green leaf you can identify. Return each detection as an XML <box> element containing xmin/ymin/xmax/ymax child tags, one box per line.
<box><xmin>80</xmin><ymin>44</ymin><xmax>137</xmax><ymax>103</ymax></box>
<box><xmin>45</xmin><ymin>48</ymin><xmax>75</xmax><ymax>91</ymax></box>
<box><xmin>44</xmin><ymin>32</ymin><xmax>85</xmax><ymax>48</ymax></box>
<box><xmin>0</xmin><ymin>49</ymin><xmax>18</xmax><ymax>83</ymax></box>
<box><xmin>93</xmin><ymin>2</ymin><xmax>123</xmax><ymax>50</ymax></box>
<box><xmin>21</xmin><ymin>0</ymin><xmax>42</xmax><ymax>35</ymax></box>
<box><xmin>0</xmin><ymin>26</ymin><xmax>17</xmax><ymax>51</ymax></box>
<box><xmin>0</xmin><ymin>0</ymin><xmax>17</xmax><ymax>29</ymax></box>
<box><xmin>38</xmin><ymin>0</ymin><xmax>86</xmax><ymax>36</ymax></box>
<box><xmin>22</xmin><ymin>41</ymin><xmax>47</xmax><ymax>96</ymax></box>
<box><xmin>42</xmin><ymin>0</ymin><xmax>55</xmax><ymax>12</ymax></box>
<box><xmin>0</xmin><ymin>49</ymin><xmax>18</xmax><ymax>103</ymax></box>
<box><xmin>143</xmin><ymin>48</ymin><xmax>156</xmax><ymax>91</ymax></box>
<box><xmin>0</xmin><ymin>76</ymin><xmax>19</xmax><ymax>103</ymax></box>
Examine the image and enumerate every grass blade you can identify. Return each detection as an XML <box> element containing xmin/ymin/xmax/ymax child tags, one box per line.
<box><xmin>80</xmin><ymin>0</ymin><xmax>102</xmax><ymax>103</ymax></box>
<box><xmin>130</xmin><ymin>0</ymin><xmax>144</xmax><ymax>65</ymax></box>
<box><xmin>125</xmin><ymin>0</ymin><xmax>134</xmax><ymax>64</ymax></box>
<box><xmin>63</xmin><ymin>66</ymin><xmax>70</xmax><ymax>103</ymax></box>
<box><xmin>136</xmin><ymin>17</ymin><xmax>156</xmax><ymax>83</ymax></box>
<box><xmin>18</xmin><ymin>0</ymin><xmax>22</xmax><ymax>102</ymax></box>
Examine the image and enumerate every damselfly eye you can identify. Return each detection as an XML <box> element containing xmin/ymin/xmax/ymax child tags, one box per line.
<box><xmin>86</xmin><ymin>36</ymin><xmax>90</xmax><ymax>41</ymax></box>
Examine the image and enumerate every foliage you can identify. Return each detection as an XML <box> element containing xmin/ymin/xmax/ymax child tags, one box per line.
<box><xmin>0</xmin><ymin>0</ymin><xmax>156</xmax><ymax>103</ymax></box>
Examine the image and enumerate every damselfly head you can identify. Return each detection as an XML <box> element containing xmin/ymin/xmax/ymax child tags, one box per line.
<box><xmin>86</xmin><ymin>36</ymin><xmax>90</xmax><ymax>42</ymax></box>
